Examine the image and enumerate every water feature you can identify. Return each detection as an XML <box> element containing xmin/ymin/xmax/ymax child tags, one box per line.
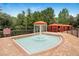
<box><xmin>15</xmin><ymin>21</ymin><xmax>62</xmax><ymax>54</ymax></box>
<box><xmin>16</xmin><ymin>34</ymin><xmax>62</xmax><ymax>54</ymax></box>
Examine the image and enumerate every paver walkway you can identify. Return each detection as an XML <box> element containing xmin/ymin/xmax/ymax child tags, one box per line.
<box><xmin>0</xmin><ymin>32</ymin><xmax>79</xmax><ymax>56</ymax></box>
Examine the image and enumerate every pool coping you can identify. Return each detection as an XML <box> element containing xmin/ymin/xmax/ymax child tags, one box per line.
<box><xmin>11</xmin><ymin>32</ymin><xmax>64</xmax><ymax>55</ymax></box>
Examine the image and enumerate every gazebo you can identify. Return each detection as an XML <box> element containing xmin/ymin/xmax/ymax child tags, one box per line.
<box><xmin>34</xmin><ymin>21</ymin><xmax>47</xmax><ymax>34</ymax></box>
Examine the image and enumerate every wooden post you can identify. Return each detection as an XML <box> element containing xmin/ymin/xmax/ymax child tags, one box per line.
<box><xmin>77</xmin><ymin>28</ymin><xmax>78</xmax><ymax>37</ymax></box>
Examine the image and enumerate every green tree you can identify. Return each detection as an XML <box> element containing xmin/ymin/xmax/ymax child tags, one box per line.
<box><xmin>15</xmin><ymin>11</ymin><xmax>26</xmax><ymax>30</ymax></box>
<box><xmin>69</xmin><ymin>15</ymin><xmax>75</xmax><ymax>25</ymax></box>
<box><xmin>76</xmin><ymin>14</ymin><xmax>79</xmax><ymax>28</ymax></box>
<box><xmin>11</xmin><ymin>17</ymin><xmax>17</xmax><ymax>29</ymax></box>
<box><xmin>58</xmin><ymin>8</ymin><xmax>70</xmax><ymax>24</ymax></box>
<box><xmin>26</xmin><ymin>8</ymin><xmax>33</xmax><ymax>31</ymax></box>
<box><xmin>0</xmin><ymin>12</ymin><xmax>12</xmax><ymax>29</ymax></box>
<box><xmin>32</xmin><ymin>11</ymin><xmax>41</xmax><ymax>22</ymax></box>
<box><xmin>41</xmin><ymin>7</ymin><xmax>55</xmax><ymax>24</ymax></box>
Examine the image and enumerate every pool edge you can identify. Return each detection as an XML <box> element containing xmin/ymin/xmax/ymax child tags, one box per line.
<box><xmin>11</xmin><ymin>32</ymin><xmax>64</xmax><ymax>55</ymax></box>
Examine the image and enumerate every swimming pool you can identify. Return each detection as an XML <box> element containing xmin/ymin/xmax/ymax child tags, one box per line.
<box><xmin>15</xmin><ymin>34</ymin><xmax>62</xmax><ymax>54</ymax></box>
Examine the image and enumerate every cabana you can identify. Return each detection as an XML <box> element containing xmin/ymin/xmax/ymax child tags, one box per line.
<box><xmin>48</xmin><ymin>24</ymin><xmax>72</xmax><ymax>32</ymax></box>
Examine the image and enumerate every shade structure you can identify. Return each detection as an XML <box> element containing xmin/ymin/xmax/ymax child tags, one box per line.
<box><xmin>34</xmin><ymin>21</ymin><xmax>47</xmax><ymax>34</ymax></box>
<box><xmin>48</xmin><ymin>24</ymin><xmax>72</xmax><ymax>32</ymax></box>
<box><xmin>34</xmin><ymin>21</ymin><xmax>47</xmax><ymax>25</ymax></box>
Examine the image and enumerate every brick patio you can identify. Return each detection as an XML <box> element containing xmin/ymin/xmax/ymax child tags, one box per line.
<box><xmin>0</xmin><ymin>32</ymin><xmax>79</xmax><ymax>56</ymax></box>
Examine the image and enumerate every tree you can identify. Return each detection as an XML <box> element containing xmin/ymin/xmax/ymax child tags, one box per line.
<box><xmin>15</xmin><ymin>11</ymin><xmax>26</xmax><ymax>30</ymax></box>
<box><xmin>26</xmin><ymin>8</ymin><xmax>33</xmax><ymax>31</ymax></box>
<box><xmin>76</xmin><ymin>14</ymin><xmax>79</xmax><ymax>28</ymax></box>
<box><xmin>58</xmin><ymin>8</ymin><xmax>70</xmax><ymax>24</ymax></box>
<box><xmin>69</xmin><ymin>15</ymin><xmax>75</xmax><ymax>25</ymax></box>
<box><xmin>11</xmin><ymin>17</ymin><xmax>17</xmax><ymax>29</ymax></box>
<box><xmin>32</xmin><ymin>11</ymin><xmax>41</xmax><ymax>22</ymax></box>
<box><xmin>41</xmin><ymin>7</ymin><xmax>55</xmax><ymax>24</ymax></box>
<box><xmin>0</xmin><ymin>12</ymin><xmax>12</xmax><ymax>29</ymax></box>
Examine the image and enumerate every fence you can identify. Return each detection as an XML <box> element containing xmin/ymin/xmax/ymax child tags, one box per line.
<box><xmin>65</xmin><ymin>28</ymin><xmax>79</xmax><ymax>37</ymax></box>
<box><xmin>0</xmin><ymin>28</ymin><xmax>79</xmax><ymax>38</ymax></box>
<box><xmin>0</xmin><ymin>29</ymin><xmax>33</xmax><ymax>38</ymax></box>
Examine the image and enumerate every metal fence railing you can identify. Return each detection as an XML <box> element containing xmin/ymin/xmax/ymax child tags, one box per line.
<box><xmin>0</xmin><ymin>29</ymin><xmax>33</xmax><ymax>38</ymax></box>
<box><xmin>65</xmin><ymin>28</ymin><xmax>79</xmax><ymax>37</ymax></box>
<box><xmin>1</xmin><ymin>28</ymin><xmax>78</xmax><ymax>38</ymax></box>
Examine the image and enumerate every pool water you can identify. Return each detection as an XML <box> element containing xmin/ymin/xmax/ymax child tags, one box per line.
<box><xmin>16</xmin><ymin>34</ymin><xmax>62</xmax><ymax>54</ymax></box>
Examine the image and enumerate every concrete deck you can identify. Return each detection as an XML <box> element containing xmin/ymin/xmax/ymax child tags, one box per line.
<box><xmin>0</xmin><ymin>32</ymin><xmax>79</xmax><ymax>56</ymax></box>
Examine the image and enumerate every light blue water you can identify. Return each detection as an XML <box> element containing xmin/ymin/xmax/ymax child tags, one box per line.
<box><xmin>16</xmin><ymin>34</ymin><xmax>62</xmax><ymax>54</ymax></box>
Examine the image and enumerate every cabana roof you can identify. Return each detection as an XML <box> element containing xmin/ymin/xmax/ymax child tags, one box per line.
<box><xmin>48</xmin><ymin>24</ymin><xmax>71</xmax><ymax>27</ymax></box>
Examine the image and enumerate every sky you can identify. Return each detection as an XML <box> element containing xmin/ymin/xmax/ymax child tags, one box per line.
<box><xmin>0</xmin><ymin>3</ymin><xmax>79</xmax><ymax>17</ymax></box>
